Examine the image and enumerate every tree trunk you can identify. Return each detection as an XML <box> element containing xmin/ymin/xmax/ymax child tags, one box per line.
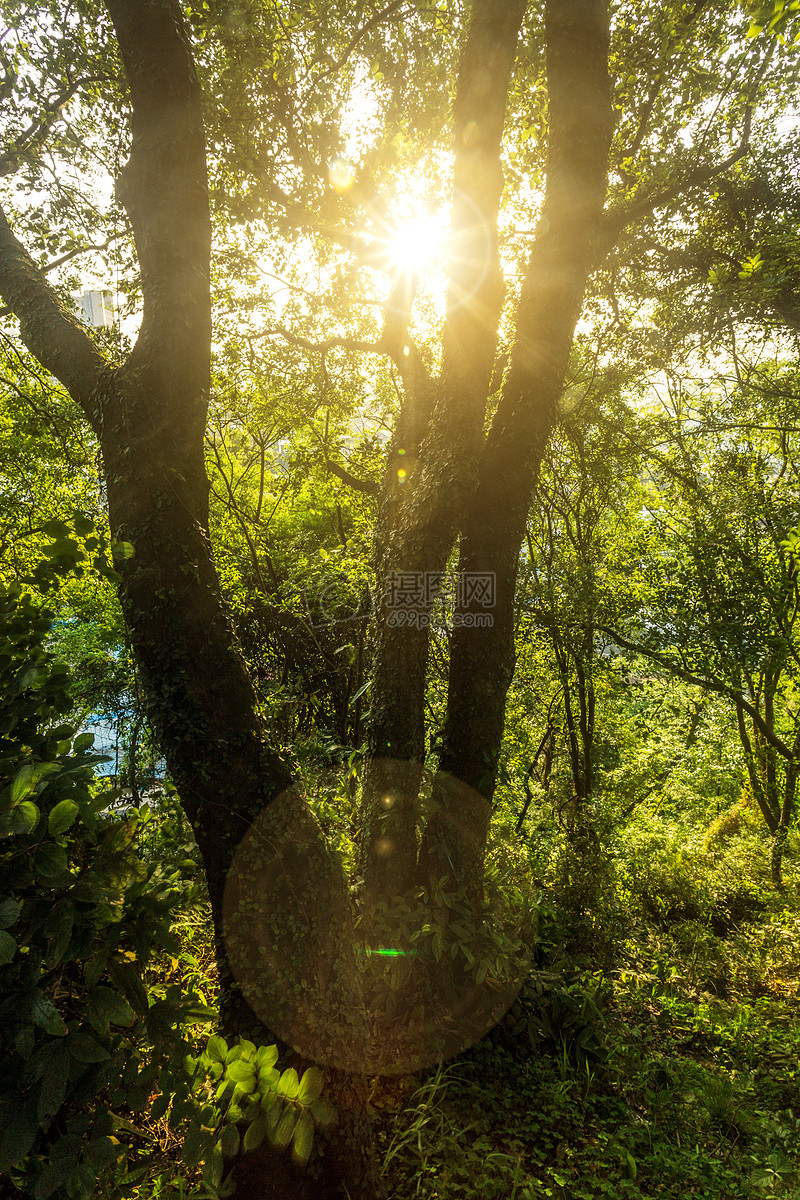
<box><xmin>421</xmin><ymin>0</ymin><xmax>613</xmax><ymax>866</ymax></box>
<box><xmin>0</xmin><ymin>4</ymin><xmax>383</xmax><ymax>1196</ymax></box>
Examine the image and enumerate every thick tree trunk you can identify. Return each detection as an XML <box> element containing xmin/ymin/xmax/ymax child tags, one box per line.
<box><xmin>360</xmin><ymin>0</ymin><xmax>527</xmax><ymax>911</ymax></box>
<box><xmin>0</xmin><ymin>4</ymin><xmax>384</xmax><ymax>1197</ymax></box>
<box><xmin>420</xmin><ymin>0</ymin><xmax>613</xmax><ymax>881</ymax></box>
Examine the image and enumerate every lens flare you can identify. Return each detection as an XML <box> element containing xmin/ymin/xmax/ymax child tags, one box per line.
<box><xmin>328</xmin><ymin>156</ymin><xmax>355</xmax><ymax>193</ymax></box>
<box><xmin>387</xmin><ymin>212</ymin><xmax>448</xmax><ymax>273</ymax></box>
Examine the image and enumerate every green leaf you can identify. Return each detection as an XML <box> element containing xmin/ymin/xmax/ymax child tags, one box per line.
<box><xmin>36</xmin><ymin>842</ymin><xmax>68</xmax><ymax>875</ymax></box>
<box><xmin>48</xmin><ymin>799</ymin><xmax>79</xmax><ymax>835</ymax></box>
<box><xmin>226</xmin><ymin>1059</ymin><xmax>256</xmax><ymax>1085</ymax></box>
<box><xmin>8</xmin><ymin>800</ymin><xmax>39</xmax><ymax>835</ymax></box>
<box><xmin>10</xmin><ymin>763</ymin><xmax>36</xmax><ymax>804</ymax></box>
<box><xmin>264</xmin><ymin>1098</ymin><xmax>282</xmax><ymax>1133</ymax></box>
<box><xmin>220</xmin><ymin>1123</ymin><xmax>240</xmax><ymax>1159</ymax></box>
<box><xmin>258</xmin><ymin>1066</ymin><xmax>280</xmax><ymax>1093</ymax></box>
<box><xmin>84</xmin><ymin>1135</ymin><xmax>116</xmax><ymax>1167</ymax></box>
<box><xmin>42</xmin><ymin>519</ymin><xmax>71</xmax><ymax>539</ymax></box>
<box><xmin>72</xmin><ymin>514</ymin><xmax>95</xmax><ymax>536</ymax></box>
<box><xmin>150</xmin><ymin>1091</ymin><xmax>171</xmax><ymax>1121</ymax></box>
<box><xmin>107</xmin><ymin>958</ymin><xmax>149</xmax><ymax>1015</ymax></box>
<box><xmin>291</xmin><ymin>1110</ymin><xmax>315</xmax><ymax>1166</ymax></box>
<box><xmin>126</xmin><ymin>1085</ymin><xmax>149</xmax><ymax>1112</ymax></box>
<box><xmin>207</xmin><ymin>1034</ymin><xmax>228</xmax><ymax>1063</ymax></box>
<box><xmin>0</xmin><ymin>928</ymin><xmax>16</xmax><ymax>964</ymax></box>
<box><xmin>111</xmin><ymin>541</ymin><xmax>135</xmax><ymax>561</ymax></box>
<box><xmin>272</xmin><ymin>1107</ymin><xmax>297</xmax><ymax>1149</ymax></box>
<box><xmin>1</xmin><ymin>1104</ymin><xmax>38</xmax><ymax>1166</ymax></box>
<box><xmin>37</xmin><ymin>1044</ymin><xmax>70</xmax><ymax>1122</ymax></box>
<box><xmin>254</xmin><ymin>1044</ymin><xmax>278</xmax><ymax>1068</ymax></box>
<box><xmin>87</xmin><ymin>986</ymin><xmax>134</xmax><ymax>1034</ymax></box>
<box><xmin>72</xmin><ymin>732</ymin><xmax>95</xmax><ymax>752</ymax></box>
<box><xmin>182</xmin><ymin>1121</ymin><xmax>205</xmax><ymax>1168</ymax></box>
<box><xmin>0</xmin><ymin>898</ymin><xmax>20</xmax><ymax>928</ymax></box>
<box><xmin>30</xmin><ymin>990</ymin><xmax>67</xmax><ymax>1036</ymax></box>
<box><xmin>276</xmin><ymin>1067</ymin><xmax>299</xmax><ymax>1101</ymax></box>
<box><xmin>297</xmin><ymin>1066</ymin><xmax>324</xmax><ymax>1107</ymax></box>
<box><xmin>243</xmin><ymin>1115</ymin><xmax>268</xmax><ymax>1152</ymax></box>
<box><xmin>203</xmin><ymin>1145</ymin><xmax>224</xmax><ymax>1189</ymax></box>
<box><xmin>45</xmin><ymin>904</ymin><xmax>74</xmax><ymax>967</ymax></box>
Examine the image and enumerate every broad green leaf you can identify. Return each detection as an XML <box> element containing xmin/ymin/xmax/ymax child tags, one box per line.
<box><xmin>254</xmin><ymin>1043</ymin><xmax>278</xmax><ymax>1068</ymax></box>
<box><xmin>48</xmin><ymin>799</ymin><xmax>79</xmax><ymax>835</ymax></box>
<box><xmin>33</xmin><ymin>1153</ymin><xmax>74</xmax><ymax>1199</ymax></box>
<box><xmin>206</xmin><ymin>1034</ymin><xmax>228</xmax><ymax>1063</ymax></box>
<box><xmin>1</xmin><ymin>1105</ymin><xmax>38</xmax><ymax>1166</ymax></box>
<box><xmin>182</xmin><ymin>1121</ymin><xmax>205</xmax><ymax>1168</ymax></box>
<box><xmin>0</xmin><ymin>928</ymin><xmax>16</xmax><ymax>964</ymax></box>
<box><xmin>45</xmin><ymin>904</ymin><xmax>74</xmax><ymax>967</ymax></box>
<box><xmin>36</xmin><ymin>842</ymin><xmax>68</xmax><ymax>875</ymax></box>
<box><xmin>271</xmin><ymin>1107</ymin><xmax>297</xmax><ymax>1149</ymax></box>
<box><xmin>203</xmin><ymin>1145</ymin><xmax>224</xmax><ymax>1189</ymax></box>
<box><xmin>30</xmin><ymin>990</ymin><xmax>67</xmax><ymax>1036</ymax></box>
<box><xmin>107</xmin><ymin>958</ymin><xmax>149</xmax><ymax>1014</ymax></box>
<box><xmin>276</xmin><ymin>1067</ymin><xmax>299</xmax><ymax>1100</ymax></box>
<box><xmin>258</xmin><ymin>1066</ymin><xmax>280</xmax><ymax>1093</ymax></box>
<box><xmin>42</xmin><ymin>519</ymin><xmax>71</xmax><ymax>538</ymax></box>
<box><xmin>243</xmin><ymin>1114</ymin><xmax>267</xmax><ymax>1151</ymax></box>
<box><xmin>297</xmin><ymin>1066</ymin><xmax>324</xmax><ymax>1107</ymax></box>
<box><xmin>291</xmin><ymin>1111</ymin><xmax>315</xmax><ymax>1166</ymax></box>
<box><xmin>225</xmin><ymin>1059</ymin><xmax>256</xmax><ymax>1085</ymax></box>
<box><xmin>37</xmin><ymin>1045</ymin><xmax>70</xmax><ymax>1122</ymax></box>
<box><xmin>87</xmin><ymin>986</ymin><xmax>134</xmax><ymax>1034</ymax></box>
<box><xmin>220</xmin><ymin>1123</ymin><xmax>240</xmax><ymax>1158</ymax></box>
<box><xmin>72</xmin><ymin>514</ymin><xmax>94</xmax><ymax>535</ymax></box>
<box><xmin>11</xmin><ymin>800</ymin><xmax>39</xmax><ymax>834</ymax></box>
<box><xmin>68</xmin><ymin>1031</ymin><xmax>110</xmax><ymax>1063</ymax></box>
<box><xmin>10</xmin><ymin>763</ymin><xmax>35</xmax><ymax>804</ymax></box>
<box><xmin>150</xmin><ymin>1091</ymin><xmax>171</xmax><ymax>1120</ymax></box>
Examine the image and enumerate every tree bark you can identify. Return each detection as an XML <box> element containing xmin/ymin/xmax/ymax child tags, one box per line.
<box><xmin>0</xmin><ymin>3</ymin><xmax>382</xmax><ymax>1196</ymax></box>
<box><xmin>360</xmin><ymin>0</ymin><xmax>528</xmax><ymax>906</ymax></box>
<box><xmin>418</xmin><ymin>0</ymin><xmax>613</xmax><ymax>889</ymax></box>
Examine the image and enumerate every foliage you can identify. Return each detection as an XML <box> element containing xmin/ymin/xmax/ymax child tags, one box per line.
<box><xmin>174</xmin><ymin>1034</ymin><xmax>334</xmax><ymax>1197</ymax></box>
<box><xmin>0</xmin><ymin>544</ymin><xmax>215</xmax><ymax>1199</ymax></box>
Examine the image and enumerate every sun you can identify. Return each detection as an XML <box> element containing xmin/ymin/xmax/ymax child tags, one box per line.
<box><xmin>386</xmin><ymin>211</ymin><xmax>448</xmax><ymax>275</ymax></box>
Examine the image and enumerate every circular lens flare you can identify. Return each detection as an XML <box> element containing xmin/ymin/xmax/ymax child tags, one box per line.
<box><xmin>328</xmin><ymin>155</ymin><xmax>355</xmax><ymax>194</ymax></box>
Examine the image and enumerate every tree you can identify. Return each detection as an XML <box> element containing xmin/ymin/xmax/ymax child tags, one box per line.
<box><xmin>0</xmin><ymin>0</ymin><xmax>793</xmax><ymax>1195</ymax></box>
<box><xmin>603</xmin><ymin>365</ymin><xmax>800</xmax><ymax>885</ymax></box>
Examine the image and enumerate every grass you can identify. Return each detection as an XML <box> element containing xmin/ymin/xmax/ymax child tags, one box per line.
<box><xmin>107</xmin><ymin>788</ymin><xmax>800</xmax><ymax>1200</ymax></box>
<box><xmin>371</xmin><ymin>823</ymin><xmax>800</xmax><ymax>1199</ymax></box>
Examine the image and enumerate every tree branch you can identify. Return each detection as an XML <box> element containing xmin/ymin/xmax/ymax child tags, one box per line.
<box><xmin>0</xmin><ymin>75</ymin><xmax>112</xmax><ymax>177</ymax></box>
<box><xmin>0</xmin><ymin>202</ymin><xmax>110</xmax><ymax>429</ymax></box>
<box><xmin>597</xmin><ymin>624</ymin><xmax>795</xmax><ymax>761</ymax></box>
<box><xmin>324</xmin><ymin>457</ymin><xmax>379</xmax><ymax>496</ymax></box>
<box><xmin>305</xmin><ymin>0</ymin><xmax>409</xmax><ymax>85</ymax></box>
<box><xmin>259</xmin><ymin>324</ymin><xmax>383</xmax><ymax>358</ymax></box>
<box><xmin>599</xmin><ymin>39</ymin><xmax>775</xmax><ymax>259</ymax></box>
